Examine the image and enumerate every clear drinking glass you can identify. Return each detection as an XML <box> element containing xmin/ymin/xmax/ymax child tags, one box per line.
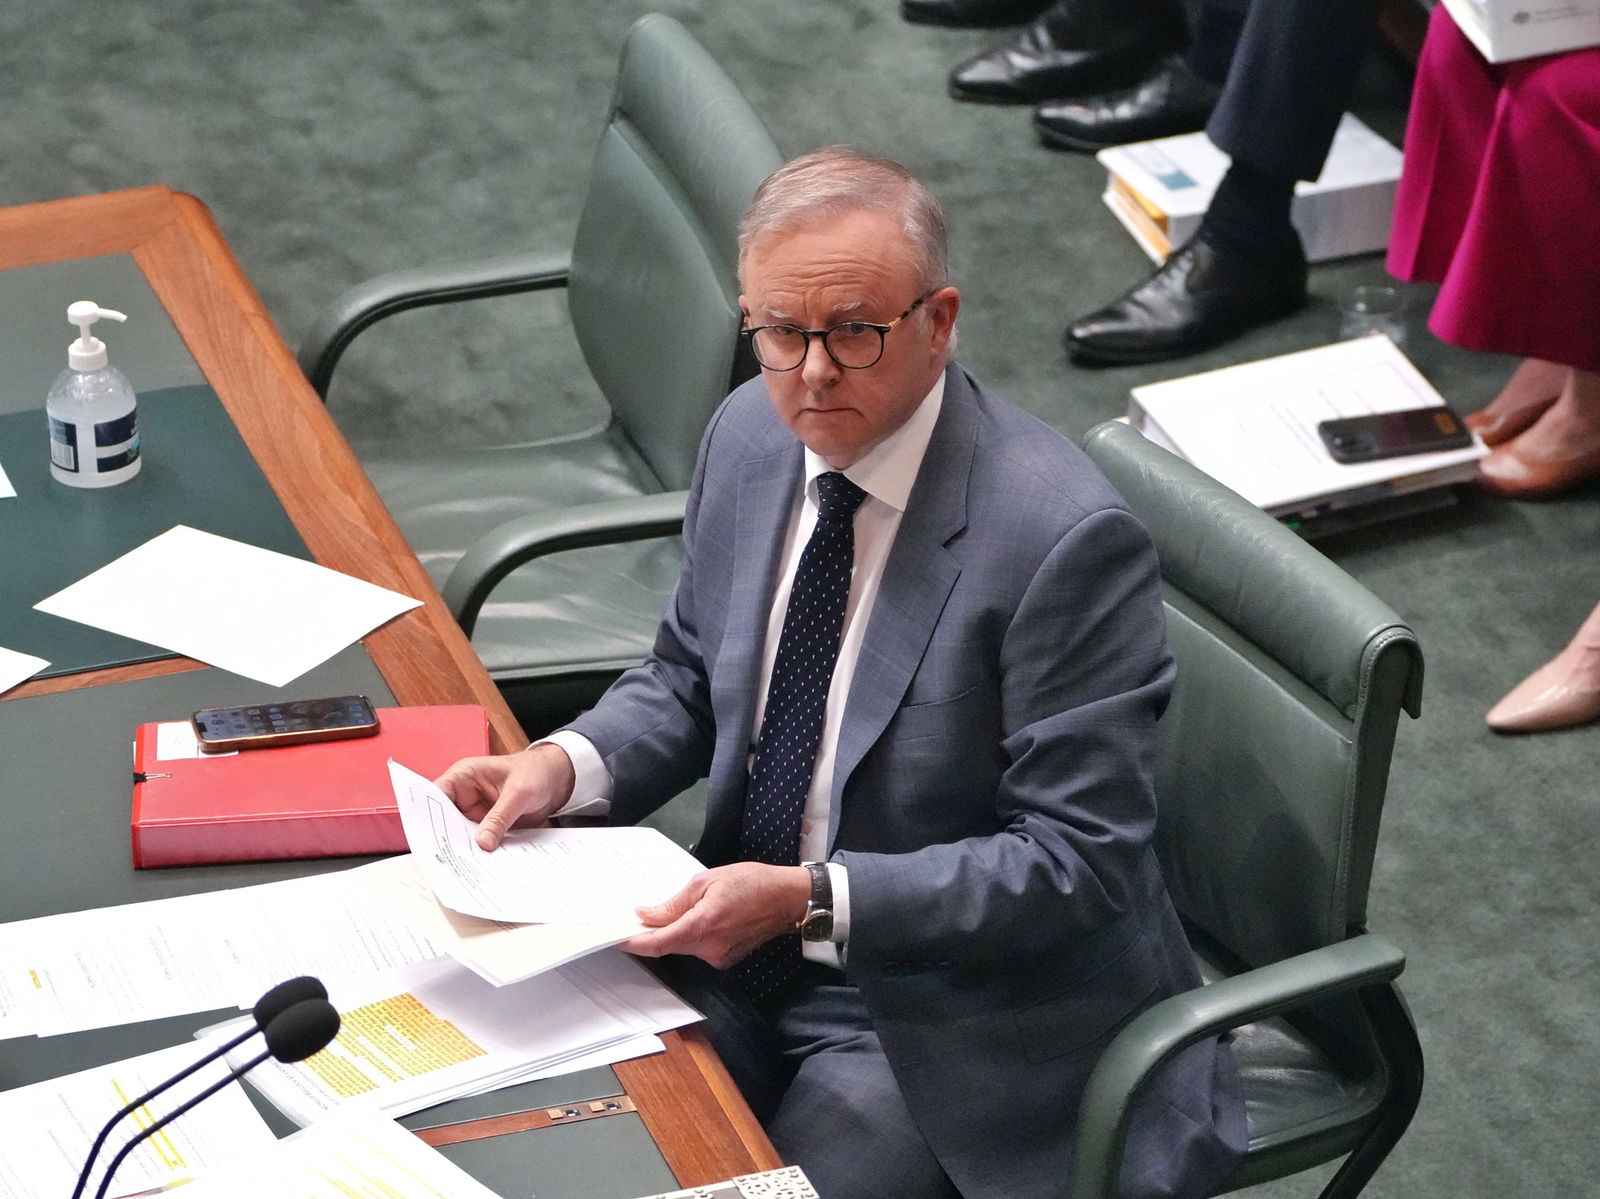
<box><xmin>1338</xmin><ymin>284</ymin><xmax>1407</xmax><ymax>347</ymax></box>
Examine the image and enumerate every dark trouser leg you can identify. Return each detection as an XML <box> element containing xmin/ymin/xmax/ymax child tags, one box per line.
<box><xmin>767</xmin><ymin>975</ymin><xmax>960</xmax><ymax>1199</ymax></box>
<box><xmin>1206</xmin><ymin>0</ymin><xmax>1383</xmax><ymax>182</ymax></box>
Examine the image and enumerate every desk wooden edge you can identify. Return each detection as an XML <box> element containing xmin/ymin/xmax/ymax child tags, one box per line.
<box><xmin>405</xmin><ymin>1028</ymin><xmax>779</xmax><ymax>1185</ymax></box>
<box><xmin>0</xmin><ymin>187</ymin><xmax>780</xmax><ymax>1188</ymax></box>
<box><xmin>615</xmin><ymin>1027</ymin><xmax>784</xmax><ymax>1184</ymax></box>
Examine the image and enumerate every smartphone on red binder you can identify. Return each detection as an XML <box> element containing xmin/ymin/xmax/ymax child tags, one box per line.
<box><xmin>191</xmin><ymin>694</ymin><xmax>380</xmax><ymax>753</ymax></box>
<box><xmin>1317</xmin><ymin>405</ymin><xmax>1473</xmax><ymax>464</ymax></box>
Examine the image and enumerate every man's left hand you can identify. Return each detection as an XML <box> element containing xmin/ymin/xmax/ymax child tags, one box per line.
<box><xmin>623</xmin><ymin>863</ymin><xmax>811</xmax><ymax>969</ymax></box>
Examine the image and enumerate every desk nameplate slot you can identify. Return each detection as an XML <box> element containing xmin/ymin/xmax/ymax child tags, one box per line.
<box><xmin>414</xmin><ymin>1094</ymin><xmax>637</xmax><ymax>1146</ymax></box>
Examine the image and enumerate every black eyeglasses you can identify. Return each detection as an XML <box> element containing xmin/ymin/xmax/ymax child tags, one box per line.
<box><xmin>741</xmin><ymin>295</ymin><xmax>930</xmax><ymax>372</ymax></box>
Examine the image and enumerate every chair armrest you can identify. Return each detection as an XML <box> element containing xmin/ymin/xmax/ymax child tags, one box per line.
<box><xmin>296</xmin><ymin>250</ymin><xmax>572</xmax><ymax>398</ymax></box>
<box><xmin>443</xmin><ymin>491</ymin><xmax>690</xmax><ymax>637</ymax></box>
<box><xmin>1066</xmin><ymin>934</ymin><xmax>1407</xmax><ymax>1199</ymax></box>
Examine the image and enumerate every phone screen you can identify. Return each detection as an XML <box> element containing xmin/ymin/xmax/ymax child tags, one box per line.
<box><xmin>1318</xmin><ymin>406</ymin><xmax>1473</xmax><ymax>464</ymax></box>
<box><xmin>192</xmin><ymin>695</ymin><xmax>380</xmax><ymax>751</ymax></box>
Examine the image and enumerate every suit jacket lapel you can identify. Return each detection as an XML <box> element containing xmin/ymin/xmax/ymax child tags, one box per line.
<box><xmin>707</xmin><ymin>440</ymin><xmax>802</xmax><ymax>800</ymax></box>
<box><xmin>830</xmin><ymin>366</ymin><xmax>976</xmax><ymax>847</ymax></box>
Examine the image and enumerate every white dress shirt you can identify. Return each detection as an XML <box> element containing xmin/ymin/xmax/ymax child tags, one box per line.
<box><xmin>544</xmin><ymin>372</ymin><xmax>945</xmax><ymax>967</ymax></box>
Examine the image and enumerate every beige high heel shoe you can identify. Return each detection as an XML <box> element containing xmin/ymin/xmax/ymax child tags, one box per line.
<box><xmin>1487</xmin><ymin>605</ymin><xmax>1600</xmax><ymax>732</ymax></box>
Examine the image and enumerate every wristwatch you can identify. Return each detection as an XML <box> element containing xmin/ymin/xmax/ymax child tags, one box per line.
<box><xmin>797</xmin><ymin>861</ymin><xmax>834</xmax><ymax>942</ymax></box>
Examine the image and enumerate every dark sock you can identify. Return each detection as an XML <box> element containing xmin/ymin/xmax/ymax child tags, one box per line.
<box><xmin>1199</xmin><ymin>161</ymin><xmax>1301</xmax><ymax>261</ymax></box>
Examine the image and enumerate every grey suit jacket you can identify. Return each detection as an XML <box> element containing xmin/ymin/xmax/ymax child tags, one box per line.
<box><xmin>569</xmin><ymin>364</ymin><xmax>1245</xmax><ymax>1199</ymax></box>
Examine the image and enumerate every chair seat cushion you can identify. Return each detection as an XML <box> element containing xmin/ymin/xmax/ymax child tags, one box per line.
<box><xmin>365</xmin><ymin>432</ymin><xmax>679</xmax><ymax>681</ymax></box>
<box><xmin>1195</xmin><ymin>953</ymin><xmax>1388</xmax><ymax>1181</ymax></box>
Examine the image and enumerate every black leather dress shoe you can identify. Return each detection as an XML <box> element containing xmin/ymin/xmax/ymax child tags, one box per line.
<box><xmin>1033</xmin><ymin>55</ymin><xmax>1220</xmax><ymax>153</ymax></box>
<box><xmin>1064</xmin><ymin>231</ymin><xmax>1308</xmax><ymax>366</ymax></box>
<box><xmin>901</xmin><ymin>0</ymin><xmax>1055</xmax><ymax>28</ymax></box>
<box><xmin>948</xmin><ymin>0</ymin><xmax>1188</xmax><ymax>105</ymax></box>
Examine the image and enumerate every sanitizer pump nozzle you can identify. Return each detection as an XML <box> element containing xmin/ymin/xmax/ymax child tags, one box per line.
<box><xmin>66</xmin><ymin>301</ymin><xmax>128</xmax><ymax>371</ymax></box>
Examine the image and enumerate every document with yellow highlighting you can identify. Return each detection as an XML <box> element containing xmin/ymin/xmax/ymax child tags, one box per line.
<box><xmin>0</xmin><ymin>1040</ymin><xmax>278</xmax><ymax>1199</ymax></box>
<box><xmin>208</xmin><ymin>950</ymin><xmax>700</xmax><ymax>1127</ymax></box>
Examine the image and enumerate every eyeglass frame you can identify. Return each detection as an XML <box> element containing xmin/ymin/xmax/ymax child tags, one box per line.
<box><xmin>739</xmin><ymin>293</ymin><xmax>933</xmax><ymax>372</ymax></box>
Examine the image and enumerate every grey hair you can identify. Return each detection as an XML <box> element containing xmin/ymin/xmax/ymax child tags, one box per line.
<box><xmin>738</xmin><ymin>146</ymin><xmax>950</xmax><ymax>292</ymax></box>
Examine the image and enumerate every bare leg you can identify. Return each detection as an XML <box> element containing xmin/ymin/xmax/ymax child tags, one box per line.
<box><xmin>1478</xmin><ymin>367</ymin><xmax>1600</xmax><ymax>498</ymax></box>
<box><xmin>1466</xmin><ymin>358</ymin><xmax>1566</xmax><ymax>446</ymax></box>
<box><xmin>1487</xmin><ymin>598</ymin><xmax>1600</xmax><ymax>731</ymax></box>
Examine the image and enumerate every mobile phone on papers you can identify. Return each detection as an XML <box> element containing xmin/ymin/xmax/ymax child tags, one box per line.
<box><xmin>192</xmin><ymin>694</ymin><xmax>381</xmax><ymax>753</ymax></box>
<box><xmin>1317</xmin><ymin>406</ymin><xmax>1473</xmax><ymax>464</ymax></box>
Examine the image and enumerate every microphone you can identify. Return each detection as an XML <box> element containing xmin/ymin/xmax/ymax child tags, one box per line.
<box><xmin>70</xmin><ymin>977</ymin><xmax>328</xmax><ymax>1199</ymax></box>
<box><xmin>92</xmin><ymin>997</ymin><xmax>341</xmax><ymax>1199</ymax></box>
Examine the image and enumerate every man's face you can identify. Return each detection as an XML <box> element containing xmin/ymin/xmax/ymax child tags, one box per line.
<box><xmin>740</xmin><ymin>209</ymin><xmax>960</xmax><ymax>469</ymax></box>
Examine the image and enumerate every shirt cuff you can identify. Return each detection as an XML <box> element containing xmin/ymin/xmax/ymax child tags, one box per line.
<box><xmin>826</xmin><ymin>860</ymin><xmax>850</xmax><ymax>944</ymax></box>
<box><xmin>534</xmin><ymin>731</ymin><xmax>613</xmax><ymax>818</ymax></box>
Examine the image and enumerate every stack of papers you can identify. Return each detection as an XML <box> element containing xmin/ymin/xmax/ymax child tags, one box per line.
<box><xmin>207</xmin><ymin>951</ymin><xmax>698</xmax><ymax>1127</ymax></box>
<box><xmin>0</xmin><ymin>864</ymin><xmax>444</xmax><ymax>1039</ymax></box>
<box><xmin>1128</xmin><ymin>334</ymin><xmax>1486</xmax><ymax>525</ymax></box>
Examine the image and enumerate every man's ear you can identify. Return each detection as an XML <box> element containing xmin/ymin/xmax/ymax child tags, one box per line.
<box><xmin>926</xmin><ymin>286</ymin><xmax>961</xmax><ymax>352</ymax></box>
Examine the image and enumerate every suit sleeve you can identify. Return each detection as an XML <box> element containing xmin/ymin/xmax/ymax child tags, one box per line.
<box><xmin>561</xmin><ymin>401</ymin><xmax>729</xmax><ymax>826</ymax></box>
<box><xmin>835</xmin><ymin>504</ymin><xmax>1175</xmax><ymax>977</ymax></box>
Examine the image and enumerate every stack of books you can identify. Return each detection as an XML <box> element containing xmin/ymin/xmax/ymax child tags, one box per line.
<box><xmin>1127</xmin><ymin>334</ymin><xmax>1487</xmax><ymax>536</ymax></box>
<box><xmin>1097</xmin><ymin>114</ymin><xmax>1403</xmax><ymax>265</ymax></box>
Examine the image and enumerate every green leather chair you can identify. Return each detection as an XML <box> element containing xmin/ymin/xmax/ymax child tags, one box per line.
<box><xmin>1072</xmin><ymin>421</ymin><xmax>1426</xmax><ymax>1199</ymax></box>
<box><xmin>297</xmin><ymin>15</ymin><xmax>783</xmax><ymax>732</ymax></box>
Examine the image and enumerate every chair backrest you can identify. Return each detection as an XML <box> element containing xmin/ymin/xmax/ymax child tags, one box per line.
<box><xmin>1081</xmin><ymin>421</ymin><xmax>1424</xmax><ymax>973</ymax></box>
<box><xmin>567</xmin><ymin>15</ymin><xmax>783</xmax><ymax>493</ymax></box>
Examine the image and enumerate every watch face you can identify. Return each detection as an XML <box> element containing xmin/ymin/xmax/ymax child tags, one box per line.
<box><xmin>800</xmin><ymin>908</ymin><xmax>834</xmax><ymax>942</ymax></box>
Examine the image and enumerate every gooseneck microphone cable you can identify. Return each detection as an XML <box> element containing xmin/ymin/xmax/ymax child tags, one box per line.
<box><xmin>69</xmin><ymin>976</ymin><xmax>328</xmax><ymax>1199</ymax></box>
<box><xmin>91</xmin><ymin>997</ymin><xmax>340</xmax><ymax>1199</ymax></box>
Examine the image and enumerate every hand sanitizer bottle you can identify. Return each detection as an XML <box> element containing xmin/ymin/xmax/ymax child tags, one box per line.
<box><xmin>46</xmin><ymin>300</ymin><xmax>141</xmax><ymax>488</ymax></box>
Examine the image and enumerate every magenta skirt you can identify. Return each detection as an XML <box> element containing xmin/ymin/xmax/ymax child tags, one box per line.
<box><xmin>1386</xmin><ymin>6</ymin><xmax>1600</xmax><ymax>373</ymax></box>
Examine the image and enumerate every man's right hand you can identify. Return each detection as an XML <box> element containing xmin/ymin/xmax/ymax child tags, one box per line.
<box><xmin>434</xmin><ymin>743</ymin><xmax>576</xmax><ymax>851</ymax></box>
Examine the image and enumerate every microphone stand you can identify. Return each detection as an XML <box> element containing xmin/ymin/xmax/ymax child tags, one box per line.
<box><xmin>68</xmin><ymin>1023</ymin><xmax>259</xmax><ymax>1199</ymax></box>
<box><xmin>90</xmin><ymin>1045</ymin><xmax>277</xmax><ymax>1199</ymax></box>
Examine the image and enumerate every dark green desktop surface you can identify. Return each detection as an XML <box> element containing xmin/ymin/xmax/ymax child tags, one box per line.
<box><xmin>0</xmin><ymin>653</ymin><xmax>680</xmax><ymax>1198</ymax></box>
<box><xmin>0</xmin><ymin>384</ymin><xmax>309</xmax><ymax>678</ymax></box>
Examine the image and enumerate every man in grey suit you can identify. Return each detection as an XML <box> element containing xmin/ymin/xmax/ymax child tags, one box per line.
<box><xmin>438</xmin><ymin>147</ymin><xmax>1244</xmax><ymax>1199</ymax></box>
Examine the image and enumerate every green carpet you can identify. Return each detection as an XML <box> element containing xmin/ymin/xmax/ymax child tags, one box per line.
<box><xmin>0</xmin><ymin>3</ymin><xmax>1594</xmax><ymax>1195</ymax></box>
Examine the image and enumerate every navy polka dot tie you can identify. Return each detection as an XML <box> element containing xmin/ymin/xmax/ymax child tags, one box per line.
<box><xmin>735</xmin><ymin>471</ymin><xmax>867</xmax><ymax>1002</ymax></box>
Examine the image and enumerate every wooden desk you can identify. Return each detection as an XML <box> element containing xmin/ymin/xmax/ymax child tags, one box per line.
<box><xmin>0</xmin><ymin>186</ymin><xmax>777</xmax><ymax>1189</ymax></box>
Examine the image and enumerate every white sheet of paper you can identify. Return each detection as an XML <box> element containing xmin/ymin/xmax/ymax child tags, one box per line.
<box><xmin>0</xmin><ymin>1040</ymin><xmax>279</xmax><ymax>1199</ymax></box>
<box><xmin>0</xmin><ymin>458</ymin><xmax>14</xmax><ymax>498</ymax></box>
<box><xmin>0</xmin><ymin>645</ymin><xmax>49</xmax><ymax>695</ymax></box>
<box><xmin>0</xmin><ymin>863</ymin><xmax>443</xmax><ymax>1037</ymax></box>
<box><xmin>32</xmin><ymin>524</ymin><xmax>422</xmax><ymax>686</ymax></box>
<box><xmin>179</xmin><ymin>1109</ymin><xmax>507</xmax><ymax>1199</ymax></box>
<box><xmin>390</xmin><ymin>761</ymin><xmax>704</xmax><ymax>924</ymax></box>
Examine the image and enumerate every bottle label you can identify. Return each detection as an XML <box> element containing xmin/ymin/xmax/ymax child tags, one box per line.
<box><xmin>94</xmin><ymin>410</ymin><xmax>138</xmax><ymax>447</ymax></box>
<box><xmin>92</xmin><ymin>410</ymin><xmax>140</xmax><ymax>474</ymax></box>
<box><xmin>48</xmin><ymin>415</ymin><xmax>78</xmax><ymax>472</ymax></box>
<box><xmin>98</xmin><ymin>434</ymin><xmax>141</xmax><ymax>473</ymax></box>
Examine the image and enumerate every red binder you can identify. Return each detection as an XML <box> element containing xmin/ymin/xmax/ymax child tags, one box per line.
<box><xmin>131</xmin><ymin>705</ymin><xmax>490</xmax><ymax>868</ymax></box>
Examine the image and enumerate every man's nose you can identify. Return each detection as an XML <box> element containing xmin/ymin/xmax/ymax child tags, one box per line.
<box><xmin>799</xmin><ymin>334</ymin><xmax>840</xmax><ymax>389</ymax></box>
